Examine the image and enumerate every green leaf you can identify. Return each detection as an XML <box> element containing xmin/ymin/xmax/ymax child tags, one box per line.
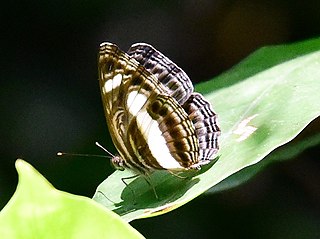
<box><xmin>93</xmin><ymin>38</ymin><xmax>320</xmax><ymax>221</ymax></box>
<box><xmin>208</xmin><ymin>121</ymin><xmax>320</xmax><ymax>193</ymax></box>
<box><xmin>0</xmin><ymin>159</ymin><xmax>144</xmax><ymax>239</ymax></box>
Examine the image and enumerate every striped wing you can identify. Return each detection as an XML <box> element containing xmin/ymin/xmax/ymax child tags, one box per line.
<box><xmin>127</xmin><ymin>43</ymin><xmax>220</xmax><ymax>165</ymax></box>
<box><xmin>98</xmin><ymin>42</ymin><xmax>200</xmax><ymax>173</ymax></box>
<box><xmin>127</xmin><ymin>43</ymin><xmax>194</xmax><ymax>105</ymax></box>
<box><xmin>182</xmin><ymin>93</ymin><xmax>220</xmax><ymax>163</ymax></box>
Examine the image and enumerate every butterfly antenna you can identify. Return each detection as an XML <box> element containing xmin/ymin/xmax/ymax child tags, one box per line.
<box><xmin>95</xmin><ymin>141</ymin><xmax>116</xmax><ymax>158</ymax></box>
<box><xmin>57</xmin><ymin>141</ymin><xmax>116</xmax><ymax>159</ymax></box>
<box><xmin>57</xmin><ymin>152</ymin><xmax>109</xmax><ymax>158</ymax></box>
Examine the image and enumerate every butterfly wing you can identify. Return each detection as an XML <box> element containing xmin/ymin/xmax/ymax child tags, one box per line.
<box><xmin>98</xmin><ymin>42</ymin><xmax>200</xmax><ymax>173</ymax></box>
<box><xmin>127</xmin><ymin>43</ymin><xmax>220</xmax><ymax>164</ymax></box>
<box><xmin>127</xmin><ymin>43</ymin><xmax>194</xmax><ymax>105</ymax></box>
<box><xmin>183</xmin><ymin>93</ymin><xmax>220</xmax><ymax>163</ymax></box>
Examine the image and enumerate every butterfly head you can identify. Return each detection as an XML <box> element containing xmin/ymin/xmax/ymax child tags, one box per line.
<box><xmin>111</xmin><ymin>155</ymin><xmax>126</xmax><ymax>171</ymax></box>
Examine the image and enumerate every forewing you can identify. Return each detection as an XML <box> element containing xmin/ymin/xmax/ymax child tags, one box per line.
<box><xmin>98</xmin><ymin>42</ymin><xmax>201</xmax><ymax>172</ymax></box>
<box><xmin>98</xmin><ymin>42</ymin><xmax>166</xmax><ymax>167</ymax></box>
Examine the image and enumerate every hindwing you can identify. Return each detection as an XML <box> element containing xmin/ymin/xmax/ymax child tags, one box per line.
<box><xmin>182</xmin><ymin>93</ymin><xmax>220</xmax><ymax>163</ymax></box>
<box><xmin>127</xmin><ymin>43</ymin><xmax>194</xmax><ymax>104</ymax></box>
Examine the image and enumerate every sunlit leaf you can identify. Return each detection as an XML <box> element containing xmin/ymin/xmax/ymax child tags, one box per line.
<box><xmin>93</xmin><ymin>38</ymin><xmax>320</xmax><ymax>221</ymax></box>
<box><xmin>0</xmin><ymin>160</ymin><xmax>144</xmax><ymax>239</ymax></box>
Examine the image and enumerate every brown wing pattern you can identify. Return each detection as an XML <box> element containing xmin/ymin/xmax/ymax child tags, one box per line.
<box><xmin>127</xmin><ymin>43</ymin><xmax>194</xmax><ymax>105</ymax></box>
<box><xmin>127</xmin><ymin>43</ymin><xmax>220</xmax><ymax>165</ymax></box>
<box><xmin>98</xmin><ymin>42</ymin><xmax>206</xmax><ymax>173</ymax></box>
<box><xmin>182</xmin><ymin>93</ymin><xmax>220</xmax><ymax>163</ymax></box>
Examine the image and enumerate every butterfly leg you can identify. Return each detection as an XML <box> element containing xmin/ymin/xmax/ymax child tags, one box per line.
<box><xmin>121</xmin><ymin>174</ymin><xmax>159</xmax><ymax>201</ymax></box>
<box><xmin>121</xmin><ymin>174</ymin><xmax>139</xmax><ymax>203</ymax></box>
<box><xmin>142</xmin><ymin>174</ymin><xmax>159</xmax><ymax>200</ymax></box>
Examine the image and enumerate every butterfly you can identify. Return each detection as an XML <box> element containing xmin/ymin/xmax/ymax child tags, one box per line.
<box><xmin>98</xmin><ymin>42</ymin><xmax>220</xmax><ymax>176</ymax></box>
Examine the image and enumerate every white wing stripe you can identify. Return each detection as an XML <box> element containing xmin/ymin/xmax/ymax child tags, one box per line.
<box><xmin>127</xmin><ymin>91</ymin><xmax>148</xmax><ymax>116</ymax></box>
<box><xmin>103</xmin><ymin>73</ymin><xmax>122</xmax><ymax>93</ymax></box>
<box><xmin>136</xmin><ymin>111</ymin><xmax>183</xmax><ymax>169</ymax></box>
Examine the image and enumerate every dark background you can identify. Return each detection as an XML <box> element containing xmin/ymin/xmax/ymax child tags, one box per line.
<box><xmin>1</xmin><ymin>0</ymin><xmax>320</xmax><ymax>238</ymax></box>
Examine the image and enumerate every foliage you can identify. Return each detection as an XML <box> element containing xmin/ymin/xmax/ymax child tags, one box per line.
<box><xmin>0</xmin><ymin>160</ymin><xmax>144</xmax><ymax>239</ymax></box>
<box><xmin>93</xmin><ymin>38</ymin><xmax>320</xmax><ymax>221</ymax></box>
<box><xmin>1</xmin><ymin>38</ymin><xmax>320</xmax><ymax>236</ymax></box>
